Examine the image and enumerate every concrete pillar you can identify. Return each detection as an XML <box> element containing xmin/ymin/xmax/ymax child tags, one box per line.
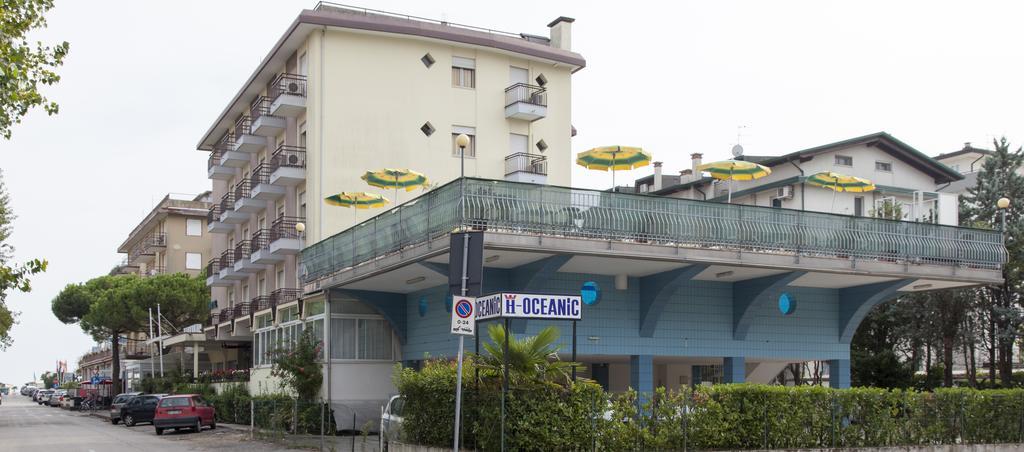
<box><xmin>723</xmin><ymin>357</ymin><xmax>745</xmax><ymax>384</ymax></box>
<box><xmin>829</xmin><ymin>359</ymin><xmax>850</xmax><ymax>389</ymax></box>
<box><xmin>630</xmin><ymin>355</ymin><xmax>654</xmax><ymax>394</ymax></box>
<box><xmin>691</xmin><ymin>365</ymin><xmax>702</xmax><ymax>387</ymax></box>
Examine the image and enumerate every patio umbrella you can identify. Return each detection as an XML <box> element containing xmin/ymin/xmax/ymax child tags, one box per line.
<box><xmin>361</xmin><ymin>168</ymin><xmax>429</xmax><ymax>203</ymax></box>
<box><xmin>697</xmin><ymin>160</ymin><xmax>771</xmax><ymax>203</ymax></box>
<box><xmin>576</xmin><ymin>146</ymin><xmax>651</xmax><ymax>192</ymax></box>
<box><xmin>324</xmin><ymin>192</ymin><xmax>390</xmax><ymax>222</ymax></box>
<box><xmin>806</xmin><ymin>171</ymin><xmax>875</xmax><ymax>213</ymax></box>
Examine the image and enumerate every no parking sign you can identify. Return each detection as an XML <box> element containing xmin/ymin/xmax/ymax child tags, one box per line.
<box><xmin>450</xmin><ymin>296</ymin><xmax>476</xmax><ymax>336</ymax></box>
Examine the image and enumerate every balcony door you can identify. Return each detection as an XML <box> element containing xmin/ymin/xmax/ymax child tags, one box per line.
<box><xmin>509</xmin><ymin>66</ymin><xmax>528</xmax><ymax>85</ymax></box>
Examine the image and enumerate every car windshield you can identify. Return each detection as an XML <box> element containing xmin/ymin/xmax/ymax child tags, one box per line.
<box><xmin>159</xmin><ymin>397</ymin><xmax>190</xmax><ymax>408</ymax></box>
<box><xmin>113</xmin><ymin>395</ymin><xmax>128</xmax><ymax>404</ymax></box>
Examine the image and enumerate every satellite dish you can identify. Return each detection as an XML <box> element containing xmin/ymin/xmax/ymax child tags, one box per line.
<box><xmin>731</xmin><ymin>144</ymin><xmax>744</xmax><ymax>157</ymax></box>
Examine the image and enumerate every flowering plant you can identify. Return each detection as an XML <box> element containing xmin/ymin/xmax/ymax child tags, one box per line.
<box><xmin>270</xmin><ymin>328</ymin><xmax>323</xmax><ymax>400</ymax></box>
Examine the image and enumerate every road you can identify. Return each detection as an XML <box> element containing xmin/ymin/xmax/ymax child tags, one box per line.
<box><xmin>0</xmin><ymin>394</ymin><xmax>286</xmax><ymax>452</ymax></box>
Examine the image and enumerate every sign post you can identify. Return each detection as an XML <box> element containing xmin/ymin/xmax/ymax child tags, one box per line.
<box><xmin>450</xmin><ymin>231</ymin><xmax>481</xmax><ymax>452</ymax></box>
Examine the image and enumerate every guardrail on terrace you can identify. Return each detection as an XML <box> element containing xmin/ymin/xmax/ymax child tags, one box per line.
<box><xmin>300</xmin><ymin>178</ymin><xmax>1006</xmax><ymax>284</ymax></box>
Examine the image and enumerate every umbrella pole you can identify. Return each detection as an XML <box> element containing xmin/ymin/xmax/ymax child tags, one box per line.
<box><xmin>831</xmin><ymin>182</ymin><xmax>837</xmax><ymax>213</ymax></box>
<box><xmin>727</xmin><ymin>169</ymin><xmax>733</xmax><ymax>203</ymax></box>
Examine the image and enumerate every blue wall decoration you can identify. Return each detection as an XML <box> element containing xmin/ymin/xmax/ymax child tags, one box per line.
<box><xmin>778</xmin><ymin>292</ymin><xmax>796</xmax><ymax>315</ymax></box>
<box><xmin>581</xmin><ymin>281</ymin><xmax>601</xmax><ymax>305</ymax></box>
<box><xmin>418</xmin><ymin>297</ymin><xmax>428</xmax><ymax>317</ymax></box>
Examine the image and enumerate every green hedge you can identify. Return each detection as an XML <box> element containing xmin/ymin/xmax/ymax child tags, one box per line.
<box><xmin>395</xmin><ymin>360</ymin><xmax>1024</xmax><ymax>451</ymax></box>
<box><xmin>204</xmin><ymin>384</ymin><xmax>332</xmax><ymax>435</ymax></box>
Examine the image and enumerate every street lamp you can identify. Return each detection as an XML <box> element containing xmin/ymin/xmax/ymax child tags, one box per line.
<box><xmin>998</xmin><ymin>197</ymin><xmax>1010</xmax><ymax>233</ymax></box>
<box><xmin>456</xmin><ymin>133</ymin><xmax>470</xmax><ymax>180</ymax></box>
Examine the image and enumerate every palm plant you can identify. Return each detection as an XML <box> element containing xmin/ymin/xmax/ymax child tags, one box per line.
<box><xmin>477</xmin><ymin>323</ymin><xmax>578</xmax><ymax>388</ymax></box>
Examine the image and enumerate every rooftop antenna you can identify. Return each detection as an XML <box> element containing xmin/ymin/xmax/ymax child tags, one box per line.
<box><xmin>732</xmin><ymin>125</ymin><xmax>747</xmax><ymax>158</ymax></box>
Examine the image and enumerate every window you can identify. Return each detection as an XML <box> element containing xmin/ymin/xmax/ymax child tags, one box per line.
<box><xmin>277</xmin><ymin>269</ymin><xmax>285</xmax><ymax>289</ymax></box>
<box><xmin>771</xmin><ymin>198</ymin><xmax>783</xmax><ymax>209</ymax></box>
<box><xmin>509</xmin><ymin>66</ymin><xmax>529</xmax><ymax>85</ymax></box>
<box><xmin>452</xmin><ymin>126</ymin><xmax>476</xmax><ymax>158</ymax></box>
<box><xmin>330</xmin><ymin>298</ymin><xmax>394</xmax><ymax>361</ymax></box>
<box><xmin>186</xmin><ymin>219</ymin><xmax>202</xmax><ymax>236</ymax></box>
<box><xmin>875</xmin><ymin>161</ymin><xmax>892</xmax><ymax>172</ymax></box>
<box><xmin>160</xmin><ymin>397</ymin><xmax>191</xmax><ymax>408</ymax></box>
<box><xmin>185</xmin><ymin>253</ymin><xmax>202</xmax><ymax>270</ymax></box>
<box><xmin>258</xmin><ymin>277</ymin><xmax>265</xmax><ymax>296</ymax></box>
<box><xmin>854</xmin><ymin>197</ymin><xmax>865</xmax><ymax>216</ymax></box>
<box><xmin>451</xmin><ymin>57</ymin><xmax>475</xmax><ymax>88</ymax></box>
<box><xmin>509</xmin><ymin>133</ymin><xmax>528</xmax><ymax>155</ymax></box>
<box><xmin>298</xmin><ymin>52</ymin><xmax>308</xmax><ymax>76</ymax></box>
<box><xmin>835</xmin><ymin>155</ymin><xmax>853</xmax><ymax>166</ymax></box>
<box><xmin>298</xmin><ymin>191</ymin><xmax>306</xmax><ymax>218</ymax></box>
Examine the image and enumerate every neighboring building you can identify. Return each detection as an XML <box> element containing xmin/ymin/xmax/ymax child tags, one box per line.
<box><xmin>79</xmin><ymin>192</ymin><xmax>213</xmax><ymax>387</ymax></box>
<box><xmin>646</xmin><ymin>132</ymin><xmax>963</xmax><ymax>226</ymax></box>
<box><xmin>197</xmin><ymin>4</ymin><xmax>583</xmax><ymax>417</ymax></box>
<box><xmin>934</xmin><ymin>142</ymin><xmax>998</xmax><ymax>196</ymax></box>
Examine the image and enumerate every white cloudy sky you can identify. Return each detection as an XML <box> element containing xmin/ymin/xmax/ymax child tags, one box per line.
<box><xmin>1</xmin><ymin>0</ymin><xmax>1022</xmax><ymax>384</ymax></box>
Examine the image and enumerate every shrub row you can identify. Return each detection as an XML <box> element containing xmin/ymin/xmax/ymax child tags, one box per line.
<box><xmin>204</xmin><ymin>383</ymin><xmax>332</xmax><ymax>435</ymax></box>
<box><xmin>396</xmin><ymin>360</ymin><xmax>1024</xmax><ymax>451</ymax></box>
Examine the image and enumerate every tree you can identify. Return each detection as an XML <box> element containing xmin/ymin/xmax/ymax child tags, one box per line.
<box><xmin>0</xmin><ymin>170</ymin><xmax>46</xmax><ymax>349</ymax></box>
<box><xmin>961</xmin><ymin>137</ymin><xmax>1024</xmax><ymax>387</ymax></box>
<box><xmin>52</xmin><ymin>273</ymin><xmax>208</xmax><ymax>394</ymax></box>
<box><xmin>851</xmin><ymin>300</ymin><xmax>914</xmax><ymax>388</ymax></box>
<box><xmin>476</xmin><ymin>324</ymin><xmax>577</xmax><ymax>388</ymax></box>
<box><xmin>0</xmin><ymin>0</ymin><xmax>69</xmax><ymax>139</ymax></box>
<box><xmin>271</xmin><ymin>328</ymin><xmax>324</xmax><ymax>400</ymax></box>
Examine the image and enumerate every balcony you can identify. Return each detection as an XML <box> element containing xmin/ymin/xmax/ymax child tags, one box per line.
<box><xmin>208</xmin><ymin>150</ymin><xmax>235</xmax><ymax>180</ymax></box>
<box><xmin>250</xmin><ymin>163</ymin><xmax>285</xmax><ymax>200</ymax></box>
<box><xmin>231</xmin><ymin>116</ymin><xmax>266</xmax><ymax>153</ymax></box>
<box><xmin>250</xmin><ymin>295</ymin><xmax>274</xmax><ymax>316</ymax></box>
<box><xmin>268</xmin><ymin>73</ymin><xmax>306</xmax><ymax>117</ymax></box>
<box><xmin>218</xmin><ymin>134</ymin><xmax>249</xmax><ymax>168</ymax></box>
<box><xmin>504</xmin><ymin>152</ymin><xmax>548</xmax><ymax>184</ymax></box>
<box><xmin>141</xmin><ymin>265</ymin><xmax>166</xmax><ymax>277</ymax></box>
<box><xmin>111</xmin><ymin>258</ymin><xmax>138</xmax><ymax>276</ymax></box>
<box><xmin>207</xmin><ymin>205</ymin><xmax>233</xmax><ymax>233</ymax></box>
<box><xmin>300</xmin><ymin>178</ymin><xmax>1006</xmax><ymax>287</ymax></box>
<box><xmin>232</xmin><ymin>240</ymin><xmax>261</xmax><ymax>273</ymax></box>
<box><xmin>133</xmin><ymin>233</ymin><xmax>166</xmax><ymax>264</ymax></box>
<box><xmin>250</xmin><ymin>229</ymin><xmax>283</xmax><ymax>264</ymax></box>
<box><xmin>271</xmin><ymin>288</ymin><xmax>302</xmax><ymax>315</ymax></box>
<box><xmin>269</xmin><ymin>144</ymin><xmax>306</xmax><ymax>186</ymax></box>
<box><xmin>269</xmin><ymin>216</ymin><xmax>304</xmax><ymax>256</ymax></box>
<box><xmin>206</xmin><ymin>258</ymin><xmax>232</xmax><ymax>287</ymax></box>
<box><xmin>250</xmin><ymin>96</ymin><xmax>286</xmax><ymax>137</ymax></box>
<box><xmin>214</xmin><ymin>309</ymin><xmax>233</xmax><ymax>326</ymax></box>
<box><xmin>218</xmin><ymin>250</ymin><xmax>245</xmax><ymax>281</ymax></box>
<box><xmin>232</xmin><ymin>179</ymin><xmax>264</xmax><ymax>213</ymax></box>
<box><xmin>231</xmin><ymin>301</ymin><xmax>251</xmax><ymax>326</ymax></box>
<box><xmin>218</xmin><ymin>192</ymin><xmax>248</xmax><ymax>224</ymax></box>
<box><xmin>504</xmin><ymin>83</ymin><xmax>547</xmax><ymax>121</ymax></box>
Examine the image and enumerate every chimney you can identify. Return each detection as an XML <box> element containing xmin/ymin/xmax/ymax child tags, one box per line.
<box><xmin>964</xmin><ymin>142</ymin><xmax>972</xmax><ymax>150</ymax></box>
<box><xmin>547</xmin><ymin>16</ymin><xmax>574</xmax><ymax>51</ymax></box>
<box><xmin>691</xmin><ymin>153</ymin><xmax>703</xmax><ymax>172</ymax></box>
<box><xmin>679</xmin><ymin>169</ymin><xmax>693</xmax><ymax>183</ymax></box>
<box><xmin>653</xmin><ymin>162</ymin><xmax>663</xmax><ymax>191</ymax></box>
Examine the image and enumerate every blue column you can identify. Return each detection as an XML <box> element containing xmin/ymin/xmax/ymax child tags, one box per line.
<box><xmin>691</xmin><ymin>365</ymin><xmax>702</xmax><ymax>387</ymax></box>
<box><xmin>630</xmin><ymin>355</ymin><xmax>654</xmax><ymax>394</ymax></box>
<box><xmin>829</xmin><ymin>359</ymin><xmax>850</xmax><ymax>389</ymax></box>
<box><xmin>723</xmin><ymin>357</ymin><xmax>745</xmax><ymax>383</ymax></box>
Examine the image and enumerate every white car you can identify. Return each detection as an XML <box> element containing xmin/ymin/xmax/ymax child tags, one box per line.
<box><xmin>379</xmin><ymin>395</ymin><xmax>405</xmax><ymax>452</ymax></box>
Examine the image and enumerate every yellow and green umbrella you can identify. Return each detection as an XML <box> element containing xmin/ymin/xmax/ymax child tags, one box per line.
<box><xmin>806</xmin><ymin>171</ymin><xmax>875</xmax><ymax>213</ymax></box>
<box><xmin>324</xmin><ymin>191</ymin><xmax>390</xmax><ymax>223</ymax></box>
<box><xmin>697</xmin><ymin>160</ymin><xmax>772</xmax><ymax>203</ymax></box>
<box><xmin>361</xmin><ymin>168</ymin><xmax>429</xmax><ymax>203</ymax></box>
<box><xmin>576</xmin><ymin>146</ymin><xmax>651</xmax><ymax>192</ymax></box>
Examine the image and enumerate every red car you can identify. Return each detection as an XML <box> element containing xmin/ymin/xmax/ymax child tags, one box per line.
<box><xmin>153</xmin><ymin>394</ymin><xmax>216</xmax><ymax>435</ymax></box>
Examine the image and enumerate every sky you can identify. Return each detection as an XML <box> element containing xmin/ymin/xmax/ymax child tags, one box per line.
<box><xmin>1</xmin><ymin>0</ymin><xmax>1023</xmax><ymax>385</ymax></box>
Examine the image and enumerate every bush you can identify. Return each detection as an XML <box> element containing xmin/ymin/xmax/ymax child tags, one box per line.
<box><xmin>395</xmin><ymin>361</ymin><xmax>1024</xmax><ymax>451</ymax></box>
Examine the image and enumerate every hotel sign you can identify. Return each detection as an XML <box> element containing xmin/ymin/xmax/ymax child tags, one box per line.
<box><xmin>475</xmin><ymin>292</ymin><xmax>582</xmax><ymax>321</ymax></box>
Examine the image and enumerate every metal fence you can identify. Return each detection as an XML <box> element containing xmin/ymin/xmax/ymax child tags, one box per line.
<box><xmin>302</xmin><ymin>178</ymin><xmax>1006</xmax><ymax>285</ymax></box>
<box><xmin>215</xmin><ymin>398</ymin><xmax>375</xmax><ymax>451</ymax></box>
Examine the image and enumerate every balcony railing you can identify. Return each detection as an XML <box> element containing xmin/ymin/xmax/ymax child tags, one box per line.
<box><xmin>269</xmin><ymin>73</ymin><xmax>307</xmax><ymax>100</ymax></box>
<box><xmin>141</xmin><ymin>232</ymin><xmax>166</xmax><ymax>254</ymax></box>
<box><xmin>234</xmin><ymin>240</ymin><xmax>252</xmax><ymax>262</ymax></box>
<box><xmin>142</xmin><ymin>266</ymin><xmax>166</xmax><ymax>277</ymax></box>
<box><xmin>504</xmin><ymin>83</ymin><xmax>547</xmax><ymax>107</ymax></box>
<box><xmin>234</xmin><ymin>115</ymin><xmax>252</xmax><ymax>137</ymax></box>
<box><xmin>220</xmin><ymin>250</ymin><xmax>235</xmax><ymax>268</ymax></box>
<box><xmin>251</xmin><ymin>229</ymin><xmax>271</xmax><ymax>253</ymax></box>
<box><xmin>300</xmin><ymin>178</ymin><xmax>1007</xmax><ymax>284</ymax></box>
<box><xmin>207</xmin><ymin>205</ymin><xmax>222</xmax><ymax>225</ymax></box>
<box><xmin>219</xmin><ymin>192</ymin><xmax>236</xmax><ymax>213</ymax></box>
<box><xmin>272</xmin><ymin>288</ymin><xmax>302</xmax><ymax>306</ymax></box>
<box><xmin>231</xmin><ymin>301</ymin><xmax>250</xmax><ymax>320</ymax></box>
<box><xmin>251</xmin><ymin>163</ymin><xmax>271</xmax><ymax>187</ymax></box>
<box><xmin>271</xmin><ymin>144</ymin><xmax>306</xmax><ymax>170</ymax></box>
<box><xmin>234</xmin><ymin>179</ymin><xmax>251</xmax><ymax>201</ymax></box>
<box><xmin>504</xmin><ymin>152</ymin><xmax>548</xmax><ymax>176</ymax></box>
<box><xmin>250</xmin><ymin>295</ymin><xmax>274</xmax><ymax>314</ymax></box>
<box><xmin>206</xmin><ymin>258</ymin><xmax>221</xmax><ymax>278</ymax></box>
<box><xmin>250</xmin><ymin>96</ymin><xmax>271</xmax><ymax>122</ymax></box>
<box><xmin>208</xmin><ymin>150</ymin><xmax>223</xmax><ymax>170</ymax></box>
<box><xmin>216</xmin><ymin>133</ymin><xmax>235</xmax><ymax>151</ymax></box>
<box><xmin>271</xmin><ymin>216</ymin><xmax>304</xmax><ymax>242</ymax></box>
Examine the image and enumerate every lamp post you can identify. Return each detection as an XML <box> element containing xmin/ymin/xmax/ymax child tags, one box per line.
<box><xmin>453</xmin><ymin>133</ymin><xmax>470</xmax><ymax>452</ymax></box>
<box><xmin>456</xmin><ymin>134</ymin><xmax>470</xmax><ymax>180</ymax></box>
<box><xmin>998</xmin><ymin>197</ymin><xmax>1010</xmax><ymax>233</ymax></box>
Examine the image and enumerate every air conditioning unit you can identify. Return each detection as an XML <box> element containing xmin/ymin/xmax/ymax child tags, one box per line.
<box><xmin>774</xmin><ymin>186</ymin><xmax>794</xmax><ymax>199</ymax></box>
<box><xmin>286</xmin><ymin>82</ymin><xmax>301</xmax><ymax>94</ymax></box>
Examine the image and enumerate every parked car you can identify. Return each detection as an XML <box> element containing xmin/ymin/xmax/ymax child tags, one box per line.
<box><xmin>60</xmin><ymin>392</ymin><xmax>78</xmax><ymax>409</ymax></box>
<box><xmin>35</xmin><ymin>389</ymin><xmax>54</xmax><ymax>405</ymax></box>
<box><xmin>120</xmin><ymin>394</ymin><xmax>166</xmax><ymax>427</ymax></box>
<box><xmin>153</xmin><ymin>395</ymin><xmax>216</xmax><ymax>435</ymax></box>
<box><xmin>379</xmin><ymin>395</ymin><xmax>405</xmax><ymax>452</ymax></box>
<box><xmin>109</xmin><ymin>392</ymin><xmax>142</xmax><ymax>425</ymax></box>
<box><xmin>48</xmin><ymin>390</ymin><xmax>67</xmax><ymax>407</ymax></box>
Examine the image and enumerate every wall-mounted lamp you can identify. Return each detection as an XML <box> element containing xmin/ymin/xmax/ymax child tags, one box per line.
<box><xmin>715</xmin><ymin>270</ymin><xmax>734</xmax><ymax>278</ymax></box>
<box><xmin>406</xmin><ymin>276</ymin><xmax>426</xmax><ymax>285</ymax></box>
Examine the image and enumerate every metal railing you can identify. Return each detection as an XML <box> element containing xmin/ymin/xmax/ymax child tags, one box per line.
<box><xmin>250</xmin><ymin>96</ymin><xmax>271</xmax><ymax>122</ymax></box>
<box><xmin>234</xmin><ymin>115</ymin><xmax>252</xmax><ymax>137</ymax></box>
<box><xmin>208</xmin><ymin>149</ymin><xmax>223</xmax><ymax>170</ymax></box>
<box><xmin>271</xmin><ymin>144</ymin><xmax>306</xmax><ymax>170</ymax></box>
<box><xmin>234</xmin><ymin>178</ymin><xmax>251</xmax><ymax>201</ymax></box>
<box><xmin>219</xmin><ymin>192</ymin><xmax>236</xmax><ymax>214</ymax></box>
<box><xmin>207</xmin><ymin>204</ymin><xmax>222</xmax><ymax>225</ymax></box>
<box><xmin>142</xmin><ymin>266</ymin><xmax>166</xmax><ymax>277</ymax></box>
<box><xmin>251</xmin><ymin>163</ymin><xmax>271</xmax><ymax>187</ymax></box>
<box><xmin>505</xmin><ymin>83</ymin><xmax>547</xmax><ymax>107</ymax></box>
<box><xmin>250</xmin><ymin>295</ymin><xmax>274</xmax><ymax>314</ymax></box>
<box><xmin>271</xmin><ymin>216</ymin><xmax>304</xmax><ymax>242</ymax></box>
<box><xmin>216</xmin><ymin>133</ymin><xmax>235</xmax><ymax>151</ymax></box>
<box><xmin>231</xmin><ymin>301</ymin><xmax>250</xmax><ymax>320</ymax></box>
<box><xmin>504</xmin><ymin>152</ymin><xmax>548</xmax><ymax>176</ymax></box>
<box><xmin>206</xmin><ymin>258</ymin><xmax>221</xmax><ymax>278</ymax></box>
<box><xmin>315</xmin><ymin>2</ymin><xmax>522</xmax><ymax>38</ymax></box>
<box><xmin>271</xmin><ymin>288</ymin><xmax>302</xmax><ymax>306</ymax></box>
<box><xmin>234</xmin><ymin>240</ymin><xmax>252</xmax><ymax>262</ymax></box>
<box><xmin>300</xmin><ymin>178</ymin><xmax>1006</xmax><ymax>284</ymax></box>
<box><xmin>251</xmin><ymin>229</ymin><xmax>271</xmax><ymax>254</ymax></box>
<box><xmin>269</xmin><ymin>73</ymin><xmax>307</xmax><ymax>101</ymax></box>
<box><xmin>220</xmin><ymin>250</ymin><xmax>235</xmax><ymax>268</ymax></box>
